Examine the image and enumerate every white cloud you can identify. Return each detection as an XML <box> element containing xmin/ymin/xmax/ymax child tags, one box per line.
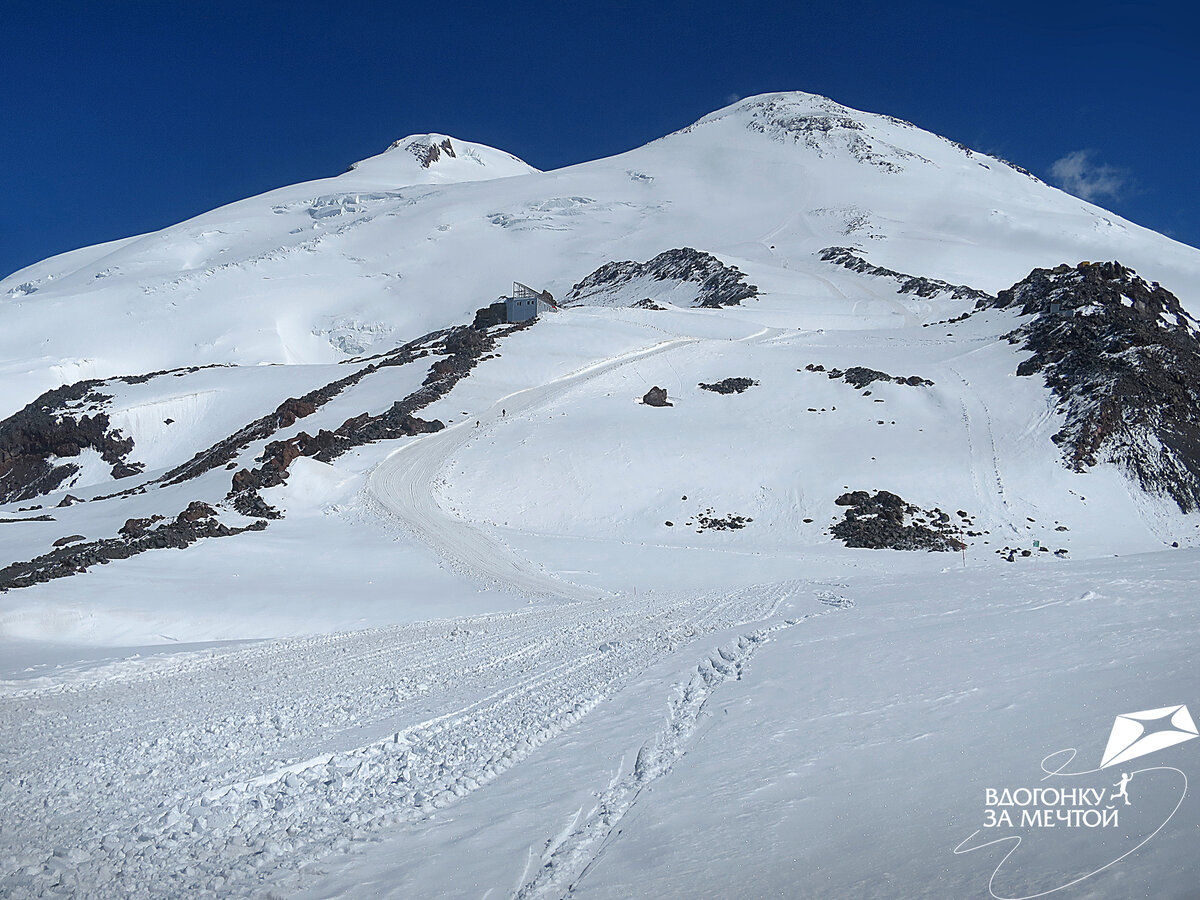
<box><xmin>1050</xmin><ymin>149</ymin><xmax>1127</xmax><ymax>202</ymax></box>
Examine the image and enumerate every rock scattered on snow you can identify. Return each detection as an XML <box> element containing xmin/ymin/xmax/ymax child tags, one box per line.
<box><xmin>805</xmin><ymin>363</ymin><xmax>932</xmax><ymax>389</ymax></box>
<box><xmin>695</xmin><ymin>509</ymin><xmax>752</xmax><ymax>532</ymax></box>
<box><xmin>698</xmin><ymin>377</ymin><xmax>758</xmax><ymax>394</ymax></box>
<box><xmin>830</xmin><ymin>490</ymin><xmax>965</xmax><ymax>552</ymax></box>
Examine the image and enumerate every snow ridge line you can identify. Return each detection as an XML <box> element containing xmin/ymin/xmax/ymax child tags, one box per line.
<box><xmin>512</xmin><ymin>594</ymin><xmax>856</xmax><ymax>900</ymax></box>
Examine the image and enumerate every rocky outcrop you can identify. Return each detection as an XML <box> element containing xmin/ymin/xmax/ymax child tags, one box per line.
<box><xmin>472</xmin><ymin>301</ymin><xmax>508</xmax><ymax>329</ymax></box>
<box><xmin>830</xmin><ymin>490</ymin><xmax>965</xmax><ymax>551</ymax></box>
<box><xmin>0</xmin><ymin>505</ymin><xmax>266</xmax><ymax>592</ymax></box>
<box><xmin>0</xmin><ymin>364</ymin><xmax>232</xmax><ymax>503</ymax></box>
<box><xmin>160</xmin><ymin>370</ymin><xmax>382</xmax><ymax>488</ymax></box>
<box><xmin>804</xmin><ymin>363</ymin><xmax>932</xmax><ymax>389</ymax></box>
<box><xmin>564</xmin><ymin>248</ymin><xmax>758</xmax><ymax>309</ymax></box>
<box><xmin>159</xmin><ymin>323</ymin><xmax>500</xmax><ymax>494</ymax></box>
<box><xmin>982</xmin><ymin>261</ymin><xmax>1200</xmax><ymax>511</ymax></box>
<box><xmin>698</xmin><ymin>378</ymin><xmax>758</xmax><ymax>394</ymax></box>
<box><xmin>0</xmin><ymin>382</ymin><xmax>142</xmax><ymax>504</ymax></box>
<box><xmin>411</xmin><ymin>136</ymin><xmax>456</xmax><ymax>167</ymax></box>
<box><xmin>820</xmin><ymin>246</ymin><xmax>992</xmax><ymax>302</ymax></box>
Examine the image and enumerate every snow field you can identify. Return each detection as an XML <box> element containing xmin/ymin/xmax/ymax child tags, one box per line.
<box><xmin>0</xmin><ymin>579</ymin><xmax>823</xmax><ymax>899</ymax></box>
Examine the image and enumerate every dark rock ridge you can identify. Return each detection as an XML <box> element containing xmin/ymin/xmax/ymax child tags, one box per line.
<box><xmin>160</xmin><ymin>368</ymin><xmax>395</xmax><ymax>489</ymax></box>
<box><xmin>947</xmin><ymin>141</ymin><xmax>1040</xmax><ymax>179</ymax></box>
<box><xmin>804</xmin><ymin>363</ymin><xmax>932</xmax><ymax>389</ymax></box>
<box><xmin>699</xmin><ymin>378</ymin><xmax>758</xmax><ymax>394</ymax></box>
<box><xmin>830</xmin><ymin>490</ymin><xmax>966</xmax><ymax>551</ymax></box>
<box><xmin>820</xmin><ymin>247</ymin><xmax>992</xmax><ymax>302</ymax></box>
<box><xmin>0</xmin><ymin>502</ymin><xmax>266</xmax><ymax>592</ymax></box>
<box><xmin>0</xmin><ymin>382</ymin><xmax>142</xmax><ymax>504</ymax></box>
<box><xmin>159</xmin><ymin>320</ymin><xmax>509</xmax><ymax>500</ymax></box>
<box><xmin>980</xmin><ymin>260</ymin><xmax>1200</xmax><ymax>511</ymax></box>
<box><xmin>227</xmin><ymin>322</ymin><xmax>524</xmax><ymax>512</ymax></box>
<box><xmin>0</xmin><ymin>313</ymin><xmax>528</xmax><ymax>591</ymax></box>
<box><xmin>564</xmin><ymin>248</ymin><xmax>758</xmax><ymax>309</ymax></box>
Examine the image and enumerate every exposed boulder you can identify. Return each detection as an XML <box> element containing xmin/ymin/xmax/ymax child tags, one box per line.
<box><xmin>175</xmin><ymin>501</ymin><xmax>218</xmax><ymax>524</ymax></box>
<box><xmin>274</xmin><ymin>397</ymin><xmax>318</xmax><ymax>429</ymax></box>
<box><xmin>120</xmin><ymin>516</ymin><xmax>165</xmax><ymax>537</ymax></box>
<box><xmin>642</xmin><ymin>386</ymin><xmax>672</xmax><ymax>407</ymax></box>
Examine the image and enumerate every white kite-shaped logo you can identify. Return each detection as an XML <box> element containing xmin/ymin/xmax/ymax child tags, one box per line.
<box><xmin>1100</xmin><ymin>705</ymin><xmax>1199</xmax><ymax>769</ymax></box>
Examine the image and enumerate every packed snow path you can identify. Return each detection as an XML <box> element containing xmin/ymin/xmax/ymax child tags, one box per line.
<box><xmin>366</xmin><ymin>337</ymin><xmax>700</xmax><ymax>600</ymax></box>
<box><xmin>0</xmin><ymin>582</ymin><xmax>836</xmax><ymax>899</ymax></box>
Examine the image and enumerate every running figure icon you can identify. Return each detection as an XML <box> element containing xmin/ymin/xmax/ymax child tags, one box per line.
<box><xmin>1111</xmin><ymin>772</ymin><xmax>1133</xmax><ymax>806</ymax></box>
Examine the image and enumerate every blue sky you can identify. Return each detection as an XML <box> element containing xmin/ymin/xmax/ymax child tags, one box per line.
<box><xmin>1</xmin><ymin>1</ymin><xmax>1193</xmax><ymax>281</ymax></box>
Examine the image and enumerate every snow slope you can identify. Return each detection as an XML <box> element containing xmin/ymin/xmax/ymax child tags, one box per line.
<box><xmin>5</xmin><ymin>554</ymin><xmax>1197</xmax><ymax>899</ymax></box>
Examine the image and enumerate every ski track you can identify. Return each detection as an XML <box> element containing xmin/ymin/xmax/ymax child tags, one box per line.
<box><xmin>0</xmin><ymin>582</ymin><xmax>829</xmax><ymax>899</ymax></box>
<box><xmin>513</xmin><ymin>592</ymin><xmax>856</xmax><ymax>900</ymax></box>
<box><xmin>946</xmin><ymin>364</ymin><xmax>1012</xmax><ymax>528</ymax></box>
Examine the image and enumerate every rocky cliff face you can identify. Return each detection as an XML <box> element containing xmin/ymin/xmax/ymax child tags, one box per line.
<box><xmin>563</xmin><ymin>248</ymin><xmax>758</xmax><ymax>309</ymax></box>
<box><xmin>0</xmin><ymin>382</ymin><xmax>140</xmax><ymax>503</ymax></box>
<box><xmin>984</xmin><ymin>261</ymin><xmax>1200</xmax><ymax>511</ymax></box>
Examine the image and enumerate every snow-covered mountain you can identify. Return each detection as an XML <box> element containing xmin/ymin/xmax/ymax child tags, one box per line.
<box><xmin>4</xmin><ymin>91</ymin><xmax>1198</xmax><ymax>415</ymax></box>
<box><xmin>3</xmin><ymin>91</ymin><xmax>1200</xmax><ymax>900</ymax></box>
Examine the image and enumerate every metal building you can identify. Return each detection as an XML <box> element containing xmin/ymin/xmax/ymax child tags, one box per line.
<box><xmin>505</xmin><ymin>282</ymin><xmax>557</xmax><ymax>323</ymax></box>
